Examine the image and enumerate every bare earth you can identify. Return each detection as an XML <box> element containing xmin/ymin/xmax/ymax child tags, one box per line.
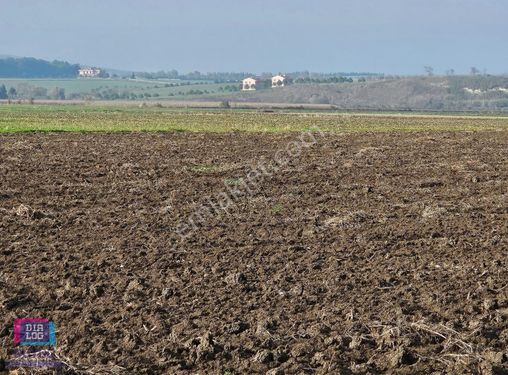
<box><xmin>0</xmin><ymin>131</ymin><xmax>507</xmax><ymax>374</ymax></box>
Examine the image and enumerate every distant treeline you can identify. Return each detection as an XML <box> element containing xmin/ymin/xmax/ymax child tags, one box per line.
<box><xmin>293</xmin><ymin>76</ymin><xmax>355</xmax><ymax>84</ymax></box>
<box><xmin>0</xmin><ymin>57</ymin><xmax>80</xmax><ymax>78</ymax></box>
<box><xmin>133</xmin><ymin>70</ymin><xmax>381</xmax><ymax>82</ymax></box>
<box><xmin>0</xmin><ymin>56</ymin><xmax>382</xmax><ymax>81</ymax></box>
<box><xmin>1</xmin><ymin>82</ymin><xmax>153</xmax><ymax>101</ymax></box>
<box><xmin>0</xmin><ymin>83</ymin><xmax>65</xmax><ymax>100</ymax></box>
<box><xmin>287</xmin><ymin>71</ymin><xmax>381</xmax><ymax>79</ymax></box>
<box><xmin>133</xmin><ymin>71</ymin><xmax>254</xmax><ymax>82</ymax></box>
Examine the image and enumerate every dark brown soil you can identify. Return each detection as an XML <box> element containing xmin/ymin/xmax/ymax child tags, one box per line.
<box><xmin>0</xmin><ymin>131</ymin><xmax>507</xmax><ymax>374</ymax></box>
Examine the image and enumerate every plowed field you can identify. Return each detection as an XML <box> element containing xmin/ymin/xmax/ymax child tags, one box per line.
<box><xmin>1</xmin><ymin>131</ymin><xmax>507</xmax><ymax>374</ymax></box>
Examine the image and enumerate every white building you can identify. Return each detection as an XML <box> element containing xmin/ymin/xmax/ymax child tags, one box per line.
<box><xmin>271</xmin><ymin>74</ymin><xmax>286</xmax><ymax>88</ymax></box>
<box><xmin>242</xmin><ymin>77</ymin><xmax>258</xmax><ymax>91</ymax></box>
<box><xmin>78</xmin><ymin>67</ymin><xmax>101</xmax><ymax>78</ymax></box>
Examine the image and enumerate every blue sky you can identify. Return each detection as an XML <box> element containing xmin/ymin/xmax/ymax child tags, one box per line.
<box><xmin>1</xmin><ymin>0</ymin><xmax>507</xmax><ymax>74</ymax></box>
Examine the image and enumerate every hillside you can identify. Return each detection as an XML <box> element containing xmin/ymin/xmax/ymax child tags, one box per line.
<box><xmin>204</xmin><ymin>76</ymin><xmax>508</xmax><ymax>112</ymax></box>
<box><xmin>0</xmin><ymin>57</ymin><xmax>80</xmax><ymax>78</ymax></box>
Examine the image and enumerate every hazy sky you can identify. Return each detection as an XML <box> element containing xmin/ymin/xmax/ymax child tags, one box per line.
<box><xmin>1</xmin><ymin>0</ymin><xmax>507</xmax><ymax>74</ymax></box>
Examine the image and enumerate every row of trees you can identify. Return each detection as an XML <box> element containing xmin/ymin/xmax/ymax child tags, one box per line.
<box><xmin>1</xmin><ymin>82</ymin><xmax>241</xmax><ymax>101</ymax></box>
<box><xmin>133</xmin><ymin>70</ymin><xmax>253</xmax><ymax>82</ymax></box>
<box><xmin>0</xmin><ymin>84</ymin><xmax>65</xmax><ymax>99</ymax></box>
<box><xmin>90</xmin><ymin>90</ymin><xmax>156</xmax><ymax>100</ymax></box>
<box><xmin>132</xmin><ymin>70</ymin><xmax>381</xmax><ymax>82</ymax></box>
<box><xmin>293</xmin><ymin>76</ymin><xmax>354</xmax><ymax>84</ymax></box>
<box><xmin>287</xmin><ymin>71</ymin><xmax>379</xmax><ymax>79</ymax></box>
<box><xmin>218</xmin><ymin>84</ymin><xmax>241</xmax><ymax>92</ymax></box>
<box><xmin>0</xmin><ymin>84</ymin><xmax>15</xmax><ymax>99</ymax></box>
<box><xmin>424</xmin><ymin>66</ymin><xmax>487</xmax><ymax>76</ymax></box>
